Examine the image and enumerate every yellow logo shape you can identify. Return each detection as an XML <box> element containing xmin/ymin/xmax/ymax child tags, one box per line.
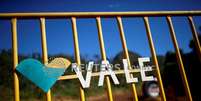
<box><xmin>46</xmin><ymin>58</ymin><xmax>71</xmax><ymax>68</ymax></box>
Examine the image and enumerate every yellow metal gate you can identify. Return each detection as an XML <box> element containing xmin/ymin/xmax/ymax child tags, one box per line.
<box><xmin>0</xmin><ymin>11</ymin><xmax>201</xmax><ymax>101</ymax></box>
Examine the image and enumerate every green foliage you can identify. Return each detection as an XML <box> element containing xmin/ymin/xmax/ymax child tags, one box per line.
<box><xmin>0</xmin><ymin>35</ymin><xmax>200</xmax><ymax>100</ymax></box>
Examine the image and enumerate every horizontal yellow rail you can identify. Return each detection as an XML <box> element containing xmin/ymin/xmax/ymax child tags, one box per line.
<box><xmin>59</xmin><ymin>69</ymin><xmax>148</xmax><ymax>80</ymax></box>
<box><xmin>0</xmin><ymin>11</ymin><xmax>201</xmax><ymax>18</ymax></box>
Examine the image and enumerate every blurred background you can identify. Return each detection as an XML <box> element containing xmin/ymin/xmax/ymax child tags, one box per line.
<box><xmin>0</xmin><ymin>0</ymin><xmax>201</xmax><ymax>101</ymax></box>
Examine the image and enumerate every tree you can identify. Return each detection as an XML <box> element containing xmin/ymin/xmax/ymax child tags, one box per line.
<box><xmin>162</xmin><ymin>35</ymin><xmax>201</xmax><ymax>100</ymax></box>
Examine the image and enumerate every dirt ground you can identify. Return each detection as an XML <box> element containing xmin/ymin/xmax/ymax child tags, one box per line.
<box><xmin>52</xmin><ymin>91</ymin><xmax>162</xmax><ymax>101</ymax></box>
<box><xmin>53</xmin><ymin>91</ymin><xmax>133</xmax><ymax>101</ymax></box>
<box><xmin>22</xmin><ymin>91</ymin><xmax>187</xmax><ymax>101</ymax></box>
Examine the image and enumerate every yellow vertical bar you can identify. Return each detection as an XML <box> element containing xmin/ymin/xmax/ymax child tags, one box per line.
<box><xmin>188</xmin><ymin>16</ymin><xmax>201</xmax><ymax>61</ymax></box>
<box><xmin>40</xmin><ymin>17</ymin><xmax>52</xmax><ymax>101</ymax></box>
<box><xmin>96</xmin><ymin>17</ymin><xmax>114</xmax><ymax>101</ymax></box>
<box><xmin>143</xmin><ymin>17</ymin><xmax>166</xmax><ymax>101</ymax></box>
<box><xmin>71</xmin><ymin>17</ymin><xmax>85</xmax><ymax>101</ymax></box>
<box><xmin>12</xmin><ymin>18</ymin><xmax>20</xmax><ymax>101</ymax></box>
<box><xmin>166</xmin><ymin>16</ymin><xmax>192</xmax><ymax>101</ymax></box>
<box><xmin>116</xmin><ymin>16</ymin><xmax>138</xmax><ymax>101</ymax></box>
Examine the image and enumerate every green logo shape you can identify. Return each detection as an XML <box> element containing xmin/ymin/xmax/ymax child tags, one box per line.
<box><xmin>16</xmin><ymin>58</ymin><xmax>71</xmax><ymax>92</ymax></box>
